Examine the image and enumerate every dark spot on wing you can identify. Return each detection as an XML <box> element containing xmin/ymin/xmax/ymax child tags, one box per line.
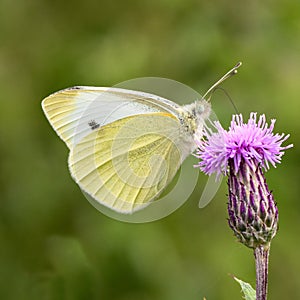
<box><xmin>88</xmin><ymin>120</ymin><xmax>100</xmax><ymax>130</ymax></box>
<box><xmin>65</xmin><ymin>86</ymin><xmax>82</xmax><ymax>91</ymax></box>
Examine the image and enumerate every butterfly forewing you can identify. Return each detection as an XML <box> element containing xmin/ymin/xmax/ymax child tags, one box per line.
<box><xmin>42</xmin><ymin>86</ymin><xmax>182</xmax><ymax>149</ymax></box>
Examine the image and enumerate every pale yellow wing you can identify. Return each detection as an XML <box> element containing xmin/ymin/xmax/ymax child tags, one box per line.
<box><xmin>42</xmin><ymin>86</ymin><xmax>181</xmax><ymax>149</ymax></box>
<box><xmin>68</xmin><ymin>112</ymin><xmax>193</xmax><ymax>213</ymax></box>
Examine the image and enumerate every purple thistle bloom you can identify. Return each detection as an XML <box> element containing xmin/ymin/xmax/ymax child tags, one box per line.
<box><xmin>195</xmin><ymin>113</ymin><xmax>292</xmax><ymax>248</ymax></box>
<box><xmin>196</xmin><ymin>113</ymin><xmax>292</xmax><ymax>178</ymax></box>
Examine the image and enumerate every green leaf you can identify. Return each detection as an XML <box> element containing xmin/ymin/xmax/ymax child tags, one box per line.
<box><xmin>233</xmin><ymin>276</ymin><xmax>256</xmax><ymax>300</ymax></box>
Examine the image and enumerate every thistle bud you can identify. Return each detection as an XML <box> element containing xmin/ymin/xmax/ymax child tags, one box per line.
<box><xmin>227</xmin><ymin>158</ymin><xmax>278</xmax><ymax>248</ymax></box>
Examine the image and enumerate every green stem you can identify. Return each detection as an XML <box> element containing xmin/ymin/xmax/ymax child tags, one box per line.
<box><xmin>254</xmin><ymin>245</ymin><xmax>270</xmax><ymax>300</ymax></box>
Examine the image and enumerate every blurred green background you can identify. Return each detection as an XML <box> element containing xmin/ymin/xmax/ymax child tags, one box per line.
<box><xmin>0</xmin><ymin>0</ymin><xmax>299</xmax><ymax>299</ymax></box>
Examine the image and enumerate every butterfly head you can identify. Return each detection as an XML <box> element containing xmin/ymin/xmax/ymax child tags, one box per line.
<box><xmin>179</xmin><ymin>99</ymin><xmax>211</xmax><ymax>137</ymax></box>
<box><xmin>194</xmin><ymin>98</ymin><xmax>211</xmax><ymax>122</ymax></box>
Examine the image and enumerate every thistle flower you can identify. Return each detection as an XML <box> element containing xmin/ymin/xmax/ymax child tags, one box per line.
<box><xmin>196</xmin><ymin>113</ymin><xmax>292</xmax><ymax>249</ymax></box>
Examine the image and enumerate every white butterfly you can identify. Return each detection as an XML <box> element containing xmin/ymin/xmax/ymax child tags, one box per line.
<box><xmin>42</xmin><ymin>63</ymin><xmax>241</xmax><ymax>215</ymax></box>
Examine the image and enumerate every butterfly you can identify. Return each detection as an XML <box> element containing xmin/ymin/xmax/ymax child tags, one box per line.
<box><xmin>42</xmin><ymin>63</ymin><xmax>241</xmax><ymax>215</ymax></box>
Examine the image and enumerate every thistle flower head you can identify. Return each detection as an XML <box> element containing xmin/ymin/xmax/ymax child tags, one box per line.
<box><xmin>196</xmin><ymin>113</ymin><xmax>292</xmax><ymax>248</ymax></box>
<box><xmin>196</xmin><ymin>112</ymin><xmax>292</xmax><ymax>178</ymax></box>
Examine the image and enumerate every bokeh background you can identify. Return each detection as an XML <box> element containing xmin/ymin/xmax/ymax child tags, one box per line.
<box><xmin>1</xmin><ymin>0</ymin><xmax>299</xmax><ymax>299</ymax></box>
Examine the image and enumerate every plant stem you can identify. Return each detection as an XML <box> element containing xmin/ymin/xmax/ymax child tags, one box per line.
<box><xmin>254</xmin><ymin>245</ymin><xmax>270</xmax><ymax>300</ymax></box>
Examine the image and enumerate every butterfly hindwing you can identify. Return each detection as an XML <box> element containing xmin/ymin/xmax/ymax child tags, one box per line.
<box><xmin>68</xmin><ymin>113</ymin><xmax>188</xmax><ymax>213</ymax></box>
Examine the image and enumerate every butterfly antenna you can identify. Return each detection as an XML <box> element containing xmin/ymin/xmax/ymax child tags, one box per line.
<box><xmin>214</xmin><ymin>87</ymin><xmax>239</xmax><ymax>114</ymax></box>
<box><xmin>203</xmin><ymin>62</ymin><xmax>242</xmax><ymax>101</ymax></box>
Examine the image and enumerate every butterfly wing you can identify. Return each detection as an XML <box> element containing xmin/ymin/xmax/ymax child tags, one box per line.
<box><xmin>42</xmin><ymin>86</ymin><xmax>182</xmax><ymax>149</ymax></box>
<box><xmin>69</xmin><ymin>112</ymin><xmax>191</xmax><ymax>213</ymax></box>
<box><xmin>42</xmin><ymin>86</ymin><xmax>195</xmax><ymax>213</ymax></box>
